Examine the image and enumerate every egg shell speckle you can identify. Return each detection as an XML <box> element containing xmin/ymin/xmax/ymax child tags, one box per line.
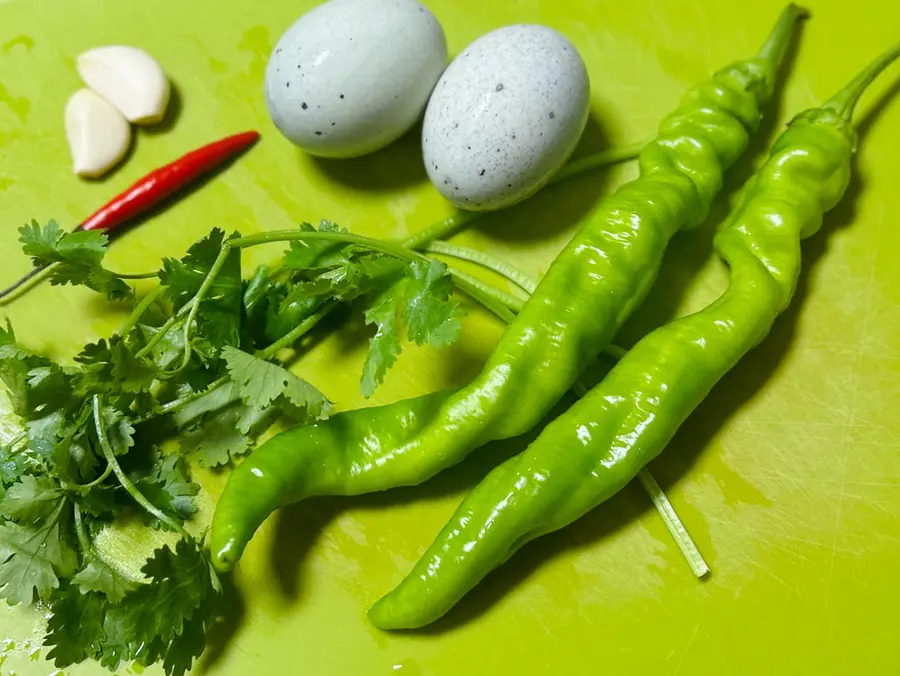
<box><xmin>423</xmin><ymin>25</ymin><xmax>590</xmax><ymax>211</ymax></box>
<box><xmin>266</xmin><ymin>0</ymin><xmax>447</xmax><ymax>158</ymax></box>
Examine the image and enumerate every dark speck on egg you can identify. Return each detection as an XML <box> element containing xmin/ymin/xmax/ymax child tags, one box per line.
<box><xmin>479</xmin><ymin>169</ymin><xmax>486</xmax><ymax>176</ymax></box>
<box><xmin>286</xmin><ymin>82</ymin><xmax>290</xmax><ymax>88</ymax></box>
<box><xmin>301</xmin><ymin>102</ymin><xmax>308</xmax><ymax>110</ymax></box>
<box><xmin>331</xmin><ymin>122</ymin><xmax>336</xmax><ymax>126</ymax></box>
<box><xmin>549</xmin><ymin>111</ymin><xmax>556</xmax><ymax>119</ymax></box>
<box><xmin>495</xmin><ymin>83</ymin><xmax>504</xmax><ymax>92</ymax></box>
<box><xmin>315</xmin><ymin>131</ymin><xmax>323</xmax><ymax>136</ymax></box>
<box><xmin>340</xmin><ymin>94</ymin><xmax>345</xmax><ymax>99</ymax></box>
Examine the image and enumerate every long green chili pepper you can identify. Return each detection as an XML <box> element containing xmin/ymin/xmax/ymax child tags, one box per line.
<box><xmin>209</xmin><ymin>5</ymin><xmax>804</xmax><ymax>573</ymax></box>
<box><xmin>367</xmin><ymin>43</ymin><xmax>900</xmax><ymax>630</ymax></box>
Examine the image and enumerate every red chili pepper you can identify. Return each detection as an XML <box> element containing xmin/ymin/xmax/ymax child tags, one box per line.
<box><xmin>0</xmin><ymin>130</ymin><xmax>260</xmax><ymax>300</ymax></box>
<box><xmin>80</xmin><ymin>130</ymin><xmax>260</xmax><ymax>232</ymax></box>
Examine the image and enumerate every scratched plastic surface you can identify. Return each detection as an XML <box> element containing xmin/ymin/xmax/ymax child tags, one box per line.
<box><xmin>1</xmin><ymin>0</ymin><xmax>899</xmax><ymax>674</ymax></box>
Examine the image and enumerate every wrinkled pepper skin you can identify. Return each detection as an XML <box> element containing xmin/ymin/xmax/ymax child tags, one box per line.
<box><xmin>367</xmin><ymin>44</ymin><xmax>900</xmax><ymax>630</ymax></box>
<box><xmin>210</xmin><ymin>5</ymin><xmax>803</xmax><ymax>573</ymax></box>
<box><xmin>209</xmin><ymin>389</ymin><xmax>453</xmax><ymax>565</ymax></box>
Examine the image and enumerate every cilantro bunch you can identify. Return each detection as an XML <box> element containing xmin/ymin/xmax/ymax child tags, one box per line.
<box><xmin>1</xmin><ymin>220</ymin><xmax>479</xmax><ymax>674</ymax></box>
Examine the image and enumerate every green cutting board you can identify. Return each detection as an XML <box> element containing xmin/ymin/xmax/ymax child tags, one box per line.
<box><xmin>2</xmin><ymin>0</ymin><xmax>899</xmax><ymax>674</ymax></box>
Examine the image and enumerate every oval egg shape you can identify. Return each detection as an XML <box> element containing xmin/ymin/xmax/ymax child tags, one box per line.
<box><xmin>423</xmin><ymin>25</ymin><xmax>590</xmax><ymax>211</ymax></box>
<box><xmin>265</xmin><ymin>0</ymin><xmax>447</xmax><ymax>158</ymax></box>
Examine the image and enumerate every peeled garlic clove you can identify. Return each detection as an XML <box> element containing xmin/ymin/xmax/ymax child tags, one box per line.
<box><xmin>65</xmin><ymin>88</ymin><xmax>132</xmax><ymax>178</ymax></box>
<box><xmin>77</xmin><ymin>46</ymin><xmax>171</xmax><ymax>125</ymax></box>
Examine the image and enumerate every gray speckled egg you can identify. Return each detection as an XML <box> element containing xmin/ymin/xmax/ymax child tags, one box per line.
<box><xmin>423</xmin><ymin>25</ymin><xmax>590</xmax><ymax>211</ymax></box>
<box><xmin>265</xmin><ymin>0</ymin><xmax>447</xmax><ymax>158</ymax></box>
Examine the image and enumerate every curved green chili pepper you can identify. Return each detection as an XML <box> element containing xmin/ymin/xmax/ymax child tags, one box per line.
<box><xmin>209</xmin><ymin>4</ymin><xmax>804</xmax><ymax>572</ymax></box>
<box><xmin>367</xmin><ymin>43</ymin><xmax>900</xmax><ymax>630</ymax></box>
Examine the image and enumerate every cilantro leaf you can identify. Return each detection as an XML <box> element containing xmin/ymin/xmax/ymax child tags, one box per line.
<box><xmin>72</xmin><ymin>556</ymin><xmax>136</xmax><ymax>603</ymax></box>
<box><xmin>180</xmin><ymin>406</ymin><xmax>253</xmax><ymax>468</ymax></box>
<box><xmin>282</xmin><ymin>220</ymin><xmax>347</xmax><ymax>270</ymax></box>
<box><xmin>159</xmin><ymin>228</ymin><xmax>242</xmax><ymax>352</ymax></box>
<box><xmin>18</xmin><ymin>221</ymin><xmax>133</xmax><ymax>301</ymax></box>
<box><xmin>222</xmin><ymin>346</ymin><xmax>331</xmax><ymax>420</ymax></box>
<box><xmin>20</xmin><ymin>221</ymin><xmax>106</xmax><ymax>267</ymax></box>
<box><xmin>139</xmin><ymin>323</ymin><xmax>186</xmax><ymax>370</ymax></box>
<box><xmin>361</xmin><ymin>284</ymin><xmax>402</xmax><ymax>397</ymax></box>
<box><xmin>125</xmin><ymin>539</ymin><xmax>222</xmax><ymax>675</ymax></box>
<box><xmin>0</xmin><ymin>475</ymin><xmax>61</xmax><ymax>522</ymax></box>
<box><xmin>131</xmin><ymin>450</ymin><xmax>199</xmax><ymax>527</ymax></box>
<box><xmin>403</xmin><ymin>259</ymin><xmax>464</xmax><ymax>347</ymax></box>
<box><xmin>159</xmin><ymin>228</ymin><xmax>228</xmax><ymax>309</ymax></box>
<box><xmin>46</xmin><ymin>540</ymin><xmax>220</xmax><ymax>676</ymax></box>
<box><xmin>0</xmin><ymin>503</ymin><xmax>78</xmax><ymax>605</ymax></box>
<box><xmin>101</xmin><ymin>406</ymin><xmax>135</xmax><ymax>456</ymax></box>
<box><xmin>44</xmin><ymin>586</ymin><xmax>109</xmax><ymax>666</ymax></box>
<box><xmin>74</xmin><ymin>336</ymin><xmax>157</xmax><ymax>399</ymax></box>
<box><xmin>0</xmin><ymin>444</ymin><xmax>39</xmax><ymax>489</ymax></box>
<box><xmin>0</xmin><ymin>321</ymin><xmax>68</xmax><ymax>417</ymax></box>
<box><xmin>359</xmin><ymin>260</ymin><xmax>463</xmax><ymax>396</ymax></box>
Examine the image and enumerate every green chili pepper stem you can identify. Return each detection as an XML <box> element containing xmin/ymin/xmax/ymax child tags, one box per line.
<box><xmin>756</xmin><ymin>4</ymin><xmax>808</xmax><ymax>65</ymax></box>
<box><xmin>400</xmin><ymin>142</ymin><xmax>647</xmax><ymax>250</ymax></box>
<box><xmin>92</xmin><ymin>395</ymin><xmax>190</xmax><ymax>538</ymax></box>
<box><xmin>822</xmin><ymin>43</ymin><xmax>900</xmax><ymax>120</ymax></box>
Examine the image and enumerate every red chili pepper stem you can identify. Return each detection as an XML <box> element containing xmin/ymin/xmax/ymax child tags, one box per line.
<box><xmin>0</xmin><ymin>131</ymin><xmax>260</xmax><ymax>302</ymax></box>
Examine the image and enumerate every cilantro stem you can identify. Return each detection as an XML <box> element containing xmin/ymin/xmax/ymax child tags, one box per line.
<box><xmin>145</xmin><ymin>301</ymin><xmax>339</xmax><ymax>421</ymax></box>
<box><xmin>448</xmin><ymin>269</ymin><xmax>525</xmax><ymax>315</ymax></box>
<box><xmin>228</xmin><ymin>231</ymin><xmax>525</xmax><ymax>322</ymax></box>
<box><xmin>74</xmin><ymin>463</ymin><xmax>113</xmax><ymax>490</ymax></box>
<box><xmin>135</xmin><ymin>313</ymin><xmax>182</xmax><ymax>359</ymax></box>
<box><xmin>401</xmin><ymin>212</ymin><xmax>479</xmax><ymax>251</ymax></box>
<box><xmin>399</xmin><ymin>140</ymin><xmax>647</xmax><ymax>250</ymax></box>
<box><xmin>552</xmin><ymin>140</ymin><xmax>647</xmax><ymax>183</ymax></box>
<box><xmin>425</xmin><ymin>242</ymin><xmax>538</xmax><ymax>294</ymax></box>
<box><xmin>92</xmin><ymin>395</ymin><xmax>189</xmax><ymax>538</ymax></box>
<box><xmin>229</xmin><ymin>230</ymin><xmax>417</xmax><ymax>259</ymax></box>
<box><xmin>257</xmin><ymin>301</ymin><xmax>339</xmax><ymax>360</ymax></box>
<box><xmin>176</xmin><ymin>245</ymin><xmax>233</xmax><ymax>372</ymax></box>
<box><xmin>120</xmin><ymin>285</ymin><xmax>166</xmax><ymax>336</ymax></box>
<box><xmin>110</xmin><ymin>270</ymin><xmax>160</xmax><ymax>280</ymax></box>
<box><xmin>73</xmin><ymin>503</ymin><xmax>91</xmax><ymax>554</ymax></box>
<box><xmin>637</xmin><ymin>469</ymin><xmax>709</xmax><ymax>578</ymax></box>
